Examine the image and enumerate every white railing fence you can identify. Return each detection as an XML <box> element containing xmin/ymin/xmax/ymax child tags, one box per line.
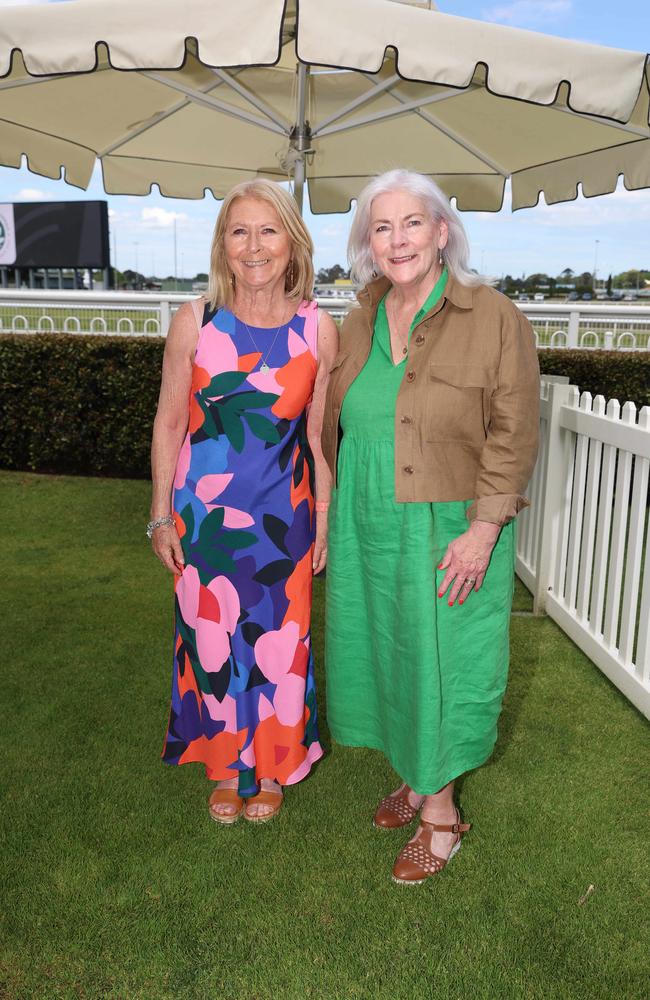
<box><xmin>517</xmin><ymin>377</ymin><xmax>650</xmax><ymax>719</ymax></box>
<box><xmin>1</xmin><ymin>289</ymin><xmax>650</xmax><ymax>348</ymax></box>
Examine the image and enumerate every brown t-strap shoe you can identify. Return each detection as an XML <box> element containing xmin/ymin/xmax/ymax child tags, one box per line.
<box><xmin>391</xmin><ymin>811</ymin><xmax>471</xmax><ymax>885</ymax></box>
<box><xmin>373</xmin><ymin>785</ymin><xmax>423</xmax><ymax>829</ymax></box>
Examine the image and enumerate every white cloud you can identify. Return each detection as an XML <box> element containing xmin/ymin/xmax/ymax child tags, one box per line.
<box><xmin>482</xmin><ymin>0</ymin><xmax>571</xmax><ymax>27</ymax></box>
<box><xmin>17</xmin><ymin>187</ymin><xmax>46</xmax><ymax>200</ymax></box>
<box><xmin>140</xmin><ymin>207</ymin><xmax>189</xmax><ymax>228</ymax></box>
<box><xmin>531</xmin><ymin>185</ymin><xmax>650</xmax><ymax>227</ymax></box>
<box><xmin>320</xmin><ymin>223</ymin><xmax>348</xmax><ymax>239</ymax></box>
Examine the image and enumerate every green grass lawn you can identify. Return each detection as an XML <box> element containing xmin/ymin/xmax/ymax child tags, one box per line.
<box><xmin>1</xmin><ymin>471</ymin><xmax>649</xmax><ymax>1000</ymax></box>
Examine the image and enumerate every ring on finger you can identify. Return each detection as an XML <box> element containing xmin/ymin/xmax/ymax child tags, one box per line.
<box><xmin>463</xmin><ymin>577</ymin><xmax>476</xmax><ymax>586</ymax></box>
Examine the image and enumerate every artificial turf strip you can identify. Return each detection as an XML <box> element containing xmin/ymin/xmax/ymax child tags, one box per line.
<box><xmin>1</xmin><ymin>471</ymin><xmax>648</xmax><ymax>1000</ymax></box>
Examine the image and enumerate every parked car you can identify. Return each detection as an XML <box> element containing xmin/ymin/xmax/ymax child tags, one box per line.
<box><xmin>533</xmin><ymin>293</ymin><xmax>545</xmax><ymax>301</ymax></box>
<box><xmin>518</xmin><ymin>294</ymin><xmax>530</xmax><ymax>302</ymax></box>
<box><xmin>581</xmin><ymin>292</ymin><xmax>593</xmax><ymax>300</ymax></box>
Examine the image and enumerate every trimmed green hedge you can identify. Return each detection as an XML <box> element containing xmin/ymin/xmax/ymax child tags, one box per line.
<box><xmin>537</xmin><ymin>349</ymin><xmax>650</xmax><ymax>409</ymax></box>
<box><xmin>1</xmin><ymin>336</ymin><xmax>649</xmax><ymax>478</ymax></box>
<box><xmin>0</xmin><ymin>335</ymin><xmax>163</xmax><ymax>478</ymax></box>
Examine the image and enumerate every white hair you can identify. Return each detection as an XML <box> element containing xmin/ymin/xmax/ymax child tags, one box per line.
<box><xmin>348</xmin><ymin>169</ymin><xmax>484</xmax><ymax>289</ymax></box>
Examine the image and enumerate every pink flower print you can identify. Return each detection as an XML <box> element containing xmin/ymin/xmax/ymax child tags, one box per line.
<box><xmin>239</xmin><ymin>742</ymin><xmax>256</xmax><ymax>767</ymax></box>
<box><xmin>254</xmin><ymin>620</ymin><xmax>300</xmax><ymax>684</ymax></box>
<box><xmin>196</xmin><ymin>617</ymin><xmax>230</xmax><ymax>674</ymax></box>
<box><xmin>202</xmin><ymin>693</ymin><xmax>238</xmax><ymax>733</ymax></box>
<box><xmin>257</xmin><ymin>692</ymin><xmax>275</xmax><ymax>721</ymax></box>
<box><xmin>288</xmin><ymin>328</ymin><xmax>308</xmax><ymax>358</ymax></box>
<box><xmin>247</xmin><ymin>368</ymin><xmax>283</xmax><ymax>394</ymax></box>
<box><xmin>195</xmin><ymin>473</ymin><xmax>232</xmax><ymax>504</ymax></box>
<box><xmin>286</xmin><ymin>742</ymin><xmax>323</xmax><ymax>785</ymax></box>
<box><xmin>206</xmin><ymin>576</ymin><xmax>240</xmax><ymax>634</ymax></box>
<box><xmin>273</xmin><ymin>673</ymin><xmax>306</xmax><ymax>727</ymax></box>
<box><xmin>195</xmin><ymin>473</ymin><xmax>254</xmax><ymax>528</ymax></box>
<box><xmin>195</xmin><ymin>326</ymin><xmax>238</xmax><ymax>376</ymax></box>
<box><xmin>176</xmin><ymin>564</ymin><xmax>200</xmax><ymax>628</ymax></box>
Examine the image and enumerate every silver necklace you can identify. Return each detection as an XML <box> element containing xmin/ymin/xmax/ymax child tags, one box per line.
<box><xmin>240</xmin><ymin>316</ymin><xmax>286</xmax><ymax>374</ymax></box>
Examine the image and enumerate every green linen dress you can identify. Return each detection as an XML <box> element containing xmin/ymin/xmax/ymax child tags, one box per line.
<box><xmin>325</xmin><ymin>272</ymin><xmax>515</xmax><ymax>795</ymax></box>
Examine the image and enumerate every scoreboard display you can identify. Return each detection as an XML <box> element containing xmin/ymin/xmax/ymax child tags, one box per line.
<box><xmin>0</xmin><ymin>200</ymin><xmax>109</xmax><ymax>269</ymax></box>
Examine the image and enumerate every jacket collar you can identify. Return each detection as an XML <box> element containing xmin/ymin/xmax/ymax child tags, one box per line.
<box><xmin>357</xmin><ymin>272</ymin><xmax>474</xmax><ymax>313</ymax></box>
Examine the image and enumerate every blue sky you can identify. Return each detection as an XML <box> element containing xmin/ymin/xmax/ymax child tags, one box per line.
<box><xmin>0</xmin><ymin>0</ymin><xmax>648</xmax><ymax>279</ymax></box>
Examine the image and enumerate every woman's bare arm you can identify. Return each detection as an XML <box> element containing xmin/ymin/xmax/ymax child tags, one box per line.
<box><xmin>150</xmin><ymin>302</ymin><xmax>199</xmax><ymax>572</ymax></box>
<box><xmin>307</xmin><ymin>309</ymin><xmax>339</xmax><ymax>573</ymax></box>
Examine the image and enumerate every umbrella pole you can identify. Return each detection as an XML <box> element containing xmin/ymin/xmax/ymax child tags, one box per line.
<box><xmin>292</xmin><ymin>62</ymin><xmax>310</xmax><ymax>213</ymax></box>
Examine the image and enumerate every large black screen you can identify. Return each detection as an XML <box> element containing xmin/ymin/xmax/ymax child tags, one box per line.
<box><xmin>9</xmin><ymin>201</ymin><xmax>109</xmax><ymax>268</ymax></box>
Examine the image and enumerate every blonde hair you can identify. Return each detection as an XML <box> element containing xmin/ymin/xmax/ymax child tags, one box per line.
<box><xmin>348</xmin><ymin>169</ymin><xmax>484</xmax><ymax>289</ymax></box>
<box><xmin>207</xmin><ymin>179</ymin><xmax>314</xmax><ymax>310</ymax></box>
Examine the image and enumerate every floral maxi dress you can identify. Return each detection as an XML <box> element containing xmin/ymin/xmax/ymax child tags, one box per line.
<box><xmin>162</xmin><ymin>300</ymin><xmax>323</xmax><ymax>797</ymax></box>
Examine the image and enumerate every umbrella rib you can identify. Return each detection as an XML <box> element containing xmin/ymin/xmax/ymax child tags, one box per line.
<box><xmin>209</xmin><ymin>68</ymin><xmax>291</xmax><ymax>132</ymax></box>
<box><xmin>547</xmin><ymin>103</ymin><xmax>648</xmax><ymax>139</ymax></box>
<box><xmin>311</xmin><ymin>73</ymin><xmax>401</xmax><ymax>135</ymax></box>
<box><xmin>97</xmin><ymin>71</ymin><xmax>247</xmax><ymax>157</ymax></box>
<box><xmin>356</xmin><ymin>72</ymin><xmax>510</xmax><ymax>177</ymax></box>
<box><xmin>315</xmin><ymin>85</ymin><xmax>479</xmax><ymax>137</ymax></box>
<box><xmin>142</xmin><ymin>72</ymin><xmax>286</xmax><ymax>135</ymax></box>
<box><xmin>0</xmin><ymin>72</ymin><xmax>67</xmax><ymax>92</ymax></box>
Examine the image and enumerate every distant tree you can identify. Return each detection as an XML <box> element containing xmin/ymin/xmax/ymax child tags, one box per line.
<box><xmin>525</xmin><ymin>272</ymin><xmax>550</xmax><ymax>291</ymax></box>
<box><xmin>606</xmin><ymin>273</ymin><xmax>613</xmax><ymax>298</ymax></box>
<box><xmin>575</xmin><ymin>271</ymin><xmax>593</xmax><ymax>296</ymax></box>
<box><xmin>316</xmin><ymin>264</ymin><xmax>350</xmax><ymax>283</ymax></box>
<box><xmin>194</xmin><ymin>272</ymin><xmax>209</xmax><ymax>282</ymax></box>
<box><xmin>560</xmin><ymin>267</ymin><xmax>574</xmax><ymax>280</ymax></box>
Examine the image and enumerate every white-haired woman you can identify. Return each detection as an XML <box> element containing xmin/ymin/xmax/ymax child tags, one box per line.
<box><xmin>321</xmin><ymin>170</ymin><xmax>539</xmax><ymax>883</ymax></box>
<box><xmin>151</xmin><ymin>179</ymin><xmax>337</xmax><ymax>825</ymax></box>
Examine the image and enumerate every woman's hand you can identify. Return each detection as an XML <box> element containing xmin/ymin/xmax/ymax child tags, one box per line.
<box><xmin>437</xmin><ymin>520</ymin><xmax>500</xmax><ymax>606</ymax></box>
<box><xmin>152</xmin><ymin>523</ymin><xmax>185</xmax><ymax>576</ymax></box>
<box><xmin>313</xmin><ymin>510</ymin><xmax>328</xmax><ymax>575</ymax></box>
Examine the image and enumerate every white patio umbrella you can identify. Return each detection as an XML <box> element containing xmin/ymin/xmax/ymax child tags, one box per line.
<box><xmin>0</xmin><ymin>0</ymin><xmax>648</xmax><ymax>213</ymax></box>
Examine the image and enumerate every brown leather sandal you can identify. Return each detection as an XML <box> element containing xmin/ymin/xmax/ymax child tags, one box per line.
<box><xmin>392</xmin><ymin>810</ymin><xmax>471</xmax><ymax>885</ymax></box>
<box><xmin>243</xmin><ymin>787</ymin><xmax>283</xmax><ymax>824</ymax></box>
<box><xmin>208</xmin><ymin>786</ymin><xmax>244</xmax><ymax>826</ymax></box>
<box><xmin>374</xmin><ymin>785</ymin><xmax>423</xmax><ymax>829</ymax></box>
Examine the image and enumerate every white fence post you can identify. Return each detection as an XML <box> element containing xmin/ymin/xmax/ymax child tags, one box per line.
<box><xmin>159</xmin><ymin>298</ymin><xmax>171</xmax><ymax>337</ymax></box>
<box><xmin>567</xmin><ymin>308</ymin><xmax>580</xmax><ymax>348</ymax></box>
<box><xmin>532</xmin><ymin>380</ymin><xmax>575</xmax><ymax>614</ymax></box>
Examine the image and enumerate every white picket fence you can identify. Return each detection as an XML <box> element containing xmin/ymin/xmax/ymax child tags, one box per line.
<box><xmin>517</xmin><ymin>377</ymin><xmax>650</xmax><ymax>719</ymax></box>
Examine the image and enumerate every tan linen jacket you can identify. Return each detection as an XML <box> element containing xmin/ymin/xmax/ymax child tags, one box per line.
<box><xmin>322</xmin><ymin>275</ymin><xmax>540</xmax><ymax>525</ymax></box>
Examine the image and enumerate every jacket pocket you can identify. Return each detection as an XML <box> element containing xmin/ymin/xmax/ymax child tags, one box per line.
<box><xmin>425</xmin><ymin>363</ymin><xmax>495</xmax><ymax>443</ymax></box>
<box><xmin>429</xmin><ymin>363</ymin><xmax>495</xmax><ymax>389</ymax></box>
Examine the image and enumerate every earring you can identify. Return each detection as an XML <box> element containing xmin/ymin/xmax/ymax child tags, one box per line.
<box><xmin>287</xmin><ymin>259</ymin><xmax>295</xmax><ymax>287</ymax></box>
<box><xmin>438</xmin><ymin>248</ymin><xmax>444</xmax><ymax>266</ymax></box>
<box><xmin>371</xmin><ymin>260</ymin><xmax>378</xmax><ymax>279</ymax></box>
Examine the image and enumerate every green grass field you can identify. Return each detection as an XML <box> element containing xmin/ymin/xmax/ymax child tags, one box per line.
<box><xmin>1</xmin><ymin>471</ymin><xmax>649</xmax><ymax>1000</ymax></box>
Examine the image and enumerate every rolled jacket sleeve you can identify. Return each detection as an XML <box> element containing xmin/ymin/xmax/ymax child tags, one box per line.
<box><xmin>466</xmin><ymin>307</ymin><xmax>540</xmax><ymax>526</ymax></box>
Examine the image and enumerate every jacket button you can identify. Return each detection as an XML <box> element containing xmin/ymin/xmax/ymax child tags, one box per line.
<box><xmin>400</xmin><ymin>415</ymin><xmax>412</xmax><ymax>424</ymax></box>
<box><xmin>406</xmin><ymin>370</ymin><xmax>415</xmax><ymax>381</ymax></box>
<box><xmin>403</xmin><ymin>465</ymin><xmax>414</xmax><ymax>474</ymax></box>
<box><xmin>415</xmin><ymin>334</ymin><xmax>425</xmax><ymax>345</ymax></box>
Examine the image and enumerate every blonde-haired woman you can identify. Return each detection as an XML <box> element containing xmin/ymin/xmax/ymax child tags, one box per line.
<box><xmin>151</xmin><ymin>180</ymin><xmax>338</xmax><ymax>824</ymax></box>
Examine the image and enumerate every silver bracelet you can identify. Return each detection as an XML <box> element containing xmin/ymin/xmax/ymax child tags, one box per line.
<box><xmin>146</xmin><ymin>515</ymin><xmax>175</xmax><ymax>539</ymax></box>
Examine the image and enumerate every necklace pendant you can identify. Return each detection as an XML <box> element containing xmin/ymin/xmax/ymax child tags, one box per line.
<box><xmin>260</xmin><ymin>362</ymin><xmax>270</xmax><ymax>374</ymax></box>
